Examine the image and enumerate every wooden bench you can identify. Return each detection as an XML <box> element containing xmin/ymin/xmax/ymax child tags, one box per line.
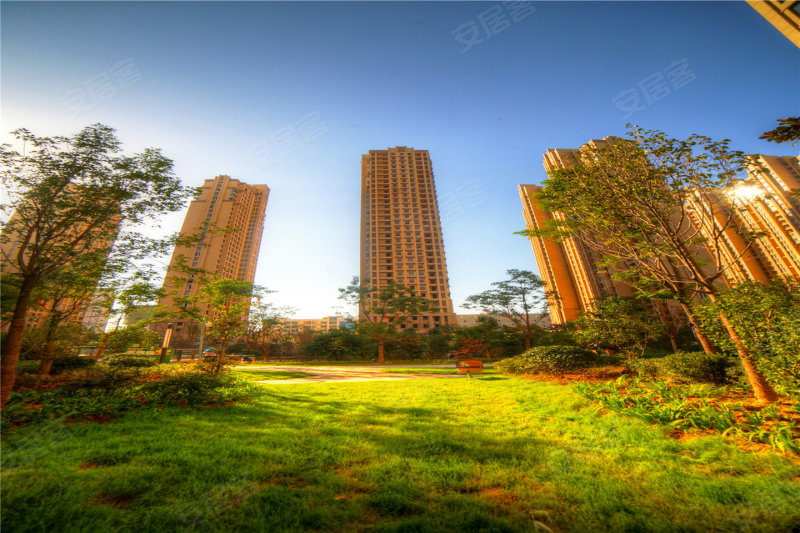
<box><xmin>456</xmin><ymin>360</ymin><xmax>484</xmax><ymax>378</ymax></box>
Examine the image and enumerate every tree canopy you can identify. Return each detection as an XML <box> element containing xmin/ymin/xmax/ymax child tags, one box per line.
<box><xmin>0</xmin><ymin>124</ymin><xmax>194</xmax><ymax>406</ymax></box>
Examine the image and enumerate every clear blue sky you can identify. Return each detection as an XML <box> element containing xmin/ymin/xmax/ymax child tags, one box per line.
<box><xmin>2</xmin><ymin>1</ymin><xmax>798</xmax><ymax>318</ymax></box>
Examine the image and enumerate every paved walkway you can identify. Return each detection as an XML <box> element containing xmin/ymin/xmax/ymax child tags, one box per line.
<box><xmin>245</xmin><ymin>365</ymin><xmax>471</xmax><ymax>384</ymax></box>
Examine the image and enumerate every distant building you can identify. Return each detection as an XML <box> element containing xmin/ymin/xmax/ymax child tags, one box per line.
<box><xmin>456</xmin><ymin>313</ymin><xmax>551</xmax><ymax>330</ymax></box>
<box><xmin>747</xmin><ymin>0</ymin><xmax>800</xmax><ymax>48</ymax></box>
<box><xmin>360</xmin><ymin>146</ymin><xmax>456</xmax><ymax>331</ymax></box>
<box><xmin>278</xmin><ymin>316</ymin><xmax>350</xmax><ymax>336</ymax></box>
<box><xmin>151</xmin><ymin>175</ymin><xmax>269</xmax><ymax>346</ymax></box>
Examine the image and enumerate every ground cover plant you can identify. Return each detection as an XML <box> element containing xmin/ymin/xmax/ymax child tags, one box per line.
<box><xmin>3</xmin><ymin>376</ymin><xmax>799</xmax><ymax>532</ymax></box>
<box><xmin>574</xmin><ymin>377</ymin><xmax>800</xmax><ymax>456</ymax></box>
<box><xmin>2</xmin><ymin>364</ymin><xmax>256</xmax><ymax>428</ymax></box>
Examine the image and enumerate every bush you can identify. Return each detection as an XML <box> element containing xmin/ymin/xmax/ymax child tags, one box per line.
<box><xmin>50</xmin><ymin>356</ymin><xmax>96</xmax><ymax>374</ymax></box>
<box><xmin>15</xmin><ymin>360</ymin><xmax>40</xmax><ymax>375</ymax></box>
<box><xmin>104</xmin><ymin>354</ymin><xmax>157</xmax><ymax>369</ymax></box>
<box><xmin>495</xmin><ymin>346</ymin><xmax>600</xmax><ymax>376</ymax></box>
<box><xmin>693</xmin><ymin>279</ymin><xmax>800</xmax><ymax>395</ymax></box>
<box><xmin>628</xmin><ymin>351</ymin><xmax>741</xmax><ymax>385</ymax></box>
<box><xmin>61</xmin><ymin>368</ymin><xmax>139</xmax><ymax>392</ymax></box>
<box><xmin>138</xmin><ymin>371</ymin><xmax>246</xmax><ymax>405</ymax></box>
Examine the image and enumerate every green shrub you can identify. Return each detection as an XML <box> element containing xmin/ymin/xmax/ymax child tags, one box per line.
<box><xmin>104</xmin><ymin>354</ymin><xmax>157</xmax><ymax>369</ymax></box>
<box><xmin>61</xmin><ymin>368</ymin><xmax>139</xmax><ymax>392</ymax></box>
<box><xmin>495</xmin><ymin>346</ymin><xmax>600</xmax><ymax>376</ymax></box>
<box><xmin>50</xmin><ymin>356</ymin><xmax>96</xmax><ymax>374</ymax></box>
<box><xmin>628</xmin><ymin>351</ymin><xmax>741</xmax><ymax>385</ymax></box>
<box><xmin>137</xmin><ymin>372</ymin><xmax>245</xmax><ymax>405</ymax></box>
<box><xmin>693</xmin><ymin>279</ymin><xmax>800</xmax><ymax>395</ymax></box>
<box><xmin>15</xmin><ymin>360</ymin><xmax>40</xmax><ymax>375</ymax></box>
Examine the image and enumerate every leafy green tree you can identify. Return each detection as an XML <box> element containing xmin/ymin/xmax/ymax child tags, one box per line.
<box><xmin>464</xmin><ymin>269</ymin><xmax>548</xmax><ymax>350</ymax></box>
<box><xmin>0</xmin><ymin>124</ymin><xmax>193</xmax><ymax>406</ymax></box>
<box><xmin>178</xmin><ymin>278</ymin><xmax>255</xmax><ymax>373</ymax></box>
<box><xmin>693</xmin><ymin>279</ymin><xmax>800</xmax><ymax>396</ymax></box>
<box><xmin>529</xmin><ymin>126</ymin><xmax>779</xmax><ymax>402</ymax></box>
<box><xmin>105</xmin><ymin>326</ymin><xmax>161</xmax><ymax>354</ymax></box>
<box><xmin>302</xmin><ymin>328</ymin><xmax>368</xmax><ymax>361</ymax></box>
<box><xmin>572</xmin><ymin>297</ymin><xmax>667</xmax><ymax>357</ymax></box>
<box><xmin>453</xmin><ymin>316</ymin><xmax>525</xmax><ymax>359</ymax></box>
<box><xmin>26</xmin><ymin>263</ymin><xmax>107</xmax><ymax>380</ymax></box>
<box><xmin>425</xmin><ymin>325</ymin><xmax>456</xmax><ymax>360</ymax></box>
<box><xmin>760</xmin><ymin>116</ymin><xmax>800</xmax><ymax>146</ymax></box>
<box><xmin>339</xmin><ymin>276</ymin><xmax>438</xmax><ymax>364</ymax></box>
<box><xmin>93</xmin><ymin>274</ymin><xmax>165</xmax><ymax>359</ymax></box>
<box><xmin>245</xmin><ymin>297</ymin><xmax>294</xmax><ymax>362</ymax></box>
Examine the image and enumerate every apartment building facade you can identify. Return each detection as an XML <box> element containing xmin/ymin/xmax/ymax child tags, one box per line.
<box><xmin>151</xmin><ymin>175</ymin><xmax>269</xmax><ymax>346</ymax></box>
<box><xmin>360</xmin><ymin>146</ymin><xmax>456</xmax><ymax>331</ymax></box>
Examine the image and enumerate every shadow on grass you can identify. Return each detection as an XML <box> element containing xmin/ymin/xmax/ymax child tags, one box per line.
<box><xmin>2</xmin><ymin>381</ymin><xmax>799</xmax><ymax>533</ymax></box>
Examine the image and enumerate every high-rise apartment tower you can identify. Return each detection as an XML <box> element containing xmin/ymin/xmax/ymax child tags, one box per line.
<box><xmin>152</xmin><ymin>175</ymin><xmax>268</xmax><ymax>346</ymax></box>
<box><xmin>361</xmin><ymin>147</ymin><xmax>455</xmax><ymax>330</ymax></box>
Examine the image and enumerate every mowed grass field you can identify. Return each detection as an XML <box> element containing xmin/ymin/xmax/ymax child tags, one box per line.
<box><xmin>2</xmin><ymin>375</ymin><xmax>799</xmax><ymax>533</ymax></box>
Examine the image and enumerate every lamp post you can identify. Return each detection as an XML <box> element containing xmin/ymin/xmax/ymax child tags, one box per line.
<box><xmin>159</xmin><ymin>323</ymin><xmax>173</xmax><ymax>364</ymax></box>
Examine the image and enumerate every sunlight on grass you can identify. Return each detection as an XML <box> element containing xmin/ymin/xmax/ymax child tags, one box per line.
<box><xmin>2</xmin><ymin>376</ymin><xmax>799</xmax><ymax>532</ymax></box>
<box><xmin>230</xmin><ymin>369</ymin><xmax>312</xmax><ymax>381</ymax></box>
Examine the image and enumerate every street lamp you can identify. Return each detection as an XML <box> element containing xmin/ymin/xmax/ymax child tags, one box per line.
<box><xmin>159</xmin><ymin>323</ymin><xmax>173</xmax><ymax>364</ymax></box>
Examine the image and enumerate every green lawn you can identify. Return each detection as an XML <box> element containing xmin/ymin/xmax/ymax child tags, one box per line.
<box><xmin>231</xmin><ymin>369</ymin><xmax>312</xmax><ymax>381</ymax></box>
<box><xmin>2</xmin><ymin>376</ymin><xmax>799</xmax><ymax>532</ymax></box>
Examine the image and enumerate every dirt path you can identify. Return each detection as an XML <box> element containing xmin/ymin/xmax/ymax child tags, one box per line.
<box><xmin>245</xmin><ymin>365</ymin><xmax>470</xmax><ymax>384</ymax></box>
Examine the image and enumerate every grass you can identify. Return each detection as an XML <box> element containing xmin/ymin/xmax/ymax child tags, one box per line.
<box><xmin>3</xmin><ymin>375</ymin><xmax>799</xmax><ymax>532</ymax></box>
<box><xmin>230</xmin><ymin>369</ymin><xmax>313</xmax><ymax>381</ymax></box>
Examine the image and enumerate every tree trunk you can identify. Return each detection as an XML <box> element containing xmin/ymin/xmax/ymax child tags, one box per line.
<box><xmin>378</xmin><ymin>340</ymin><xmax>385</xmax><ymax>364</ymax></box>
<box><xmin>36</xmin><ymin>340</ymin><xmax>56</xmax><ymax>387</ymax></box>
<box><xmin>1</xmin><ymin>275</ymin><xmax>38</xmax><ymax>408</ymax></box>
<box><xmin>523</xmin><ymin>331</ymin><xmax>531</xmax><ymax>351</ymax></box>
<box><xmin>715</xmin><ymin>307</ymin><xmax>778</xmax><ymax>404</ymax></box>
<box><xmin>94</xmin><ymin>315</ymin><xmax>124</xmax><ymax>360</ymax></box>
<box><xmin>678</xmin><ymin>302</ymin><xmax>718</xmax><ymax>354</ymax></box>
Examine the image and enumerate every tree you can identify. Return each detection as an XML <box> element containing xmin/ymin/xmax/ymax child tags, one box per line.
<box><xmin>302</xmin><ymin>328</ymin><xmax>368</xmax><ymax>361</ymax></box>
<box><xmin>245</xmin><ymin>296</ymin><xmax>294</xmax><ymax>362</ymax></box>
<box><xmin>760</xmin><ymin>116</ymin><xmax>800</xmax><ymax>146</ymax></box>
<box><xmin>180</xmin><ymin>278</ymin><xmax>255</xmax><ymax>373</ymax></box>
<box><xmin>464</xmin><ymin>269</ymin><xmax>548</xmax><ymax>350</ymax></box>
<box><xmin>92</xmin><ymin>274</ymin><xmax>165</xmax><ymax>359</ymax></box>
<box><xmin>26</xmin><ymin>262</ymin><xmax>106</xmax><ymax>380</ymax></box>
<box><xmin>338</xmin><ymin>276</ymin><xmax>438</xmax><ymax>364</ymax></box>
<box><xmin>0</xmin><ymin>124</ymin><xmax>194</xmax><ymax>406</ymax></box>
<box><xmin>105</xmin><ymin>326</ymin><xmax>161</xmax><ymax>354</ymax></box>
<box><xmin>693</xmin><ymin>279</ymin><xmax>800</xmax><ymax>396</ymax></box>
<box><xmin>530</xmin><ymin>126</ymin><xmax>778</xmax><ymax>402</ymax></box>
<box><xmin>572</xmin><ymin>297</ymin><xmax>667</xmax><ymax>357</ymax></box>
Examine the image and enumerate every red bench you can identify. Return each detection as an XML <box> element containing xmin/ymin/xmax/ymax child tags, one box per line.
<box><xmin>456</xmin><ymin>360</ymin><xmax>484</xmax><ymax>377</ymax></box>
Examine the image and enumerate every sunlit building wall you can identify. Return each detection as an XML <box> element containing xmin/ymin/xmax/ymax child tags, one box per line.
<box><xmin>747</xmin><ymin>0</ymin><xmax>800</xmax><ymax>48</ymax></box>
<box><xmin>360</xmin><ymin>147</ymin><xmax>456</xmax><ymax>331</ymax></box>
<box><xmin>687</xmin><ymin>155</ymin><xmax>800</xmax><ymax>284</ymax></box>
<box><xmin>152</xmin><ymin>175</ymin><xmax>269</xmax><ymax>346</ymax></box>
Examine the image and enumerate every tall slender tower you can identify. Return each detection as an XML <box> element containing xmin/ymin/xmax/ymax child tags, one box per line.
<box><xmin>360</xmin><ymin>147</ymin><xmax>455</xmax><ymax>331</ymax></box>
<box><xmin>152</xmin><ymin>175</ymin><xmax>269</xmax><ymax>346</ymax></box>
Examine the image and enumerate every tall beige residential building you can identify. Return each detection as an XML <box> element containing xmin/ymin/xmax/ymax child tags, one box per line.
<box><xmin>361</xmin><ymin>147</ymin><xmax>455</xmax><ymax>330</ymax></box>
<box><xmin>747</xmin><ymin>0</ymin><xmax>800</xmax><ymax>48</ymax></box>
<box><xmin>152</xmin><ymin>175</ymin><xmax>269</xmax><ymax>346</ymax></box>
<box><xmin>687</xmin><ymin>155</ymin><xmax>800</xmax><ymax>283</ymax></box>
<box><xmin>521</xmin><ymin>140</ymin><xmax>800</xmax><ymax>326</ymax></box>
